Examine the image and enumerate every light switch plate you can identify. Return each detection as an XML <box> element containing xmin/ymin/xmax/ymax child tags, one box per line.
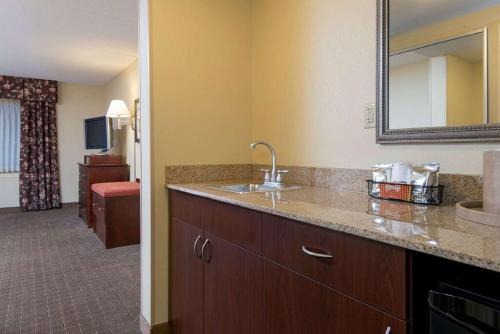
<box><xmin>364</xmin><ymin>103</ymin><xmax>376</xmax><ymax>129</ymax></box>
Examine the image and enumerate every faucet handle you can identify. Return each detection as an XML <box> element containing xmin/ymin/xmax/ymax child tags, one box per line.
<box><xmin>260</xmin><ymin>168</ymin><xmax>271</xmax><ymax>182</ymax></box>
<box><xmin>276</xmin><ymin>170</ymin><xmax>288</xmax><ymax>183</ymax></box>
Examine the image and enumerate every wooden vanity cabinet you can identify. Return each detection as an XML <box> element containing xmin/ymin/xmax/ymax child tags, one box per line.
<box><xmin>263</xmin><ymin>260</ymin><xmax>406</xmax><ymax>334</ymax></box>
<box><xmin>169</xmin><ymin>190</ymin><xmax>408</xmax><ymax>334</ymax></box>
<box><xmin>203</xmin><ymin>233</ymin><xmax>262</xmax><ymax>334</ymax></box>
<box><xmin>169</xmin><ymin>191</ymin><xmax>263</xmax><ymax>334</ymax></box>
<box><xmin>263</xmin><ymin>214</ymin><xmax>407</xmax><ymax>319</ymax></box>
<box><xmin>170</xmin><ymin>217</ymin><xmax>204</xmax><ymax>334</ymax></box>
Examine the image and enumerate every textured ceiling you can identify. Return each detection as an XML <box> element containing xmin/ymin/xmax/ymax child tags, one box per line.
<box><xmin>390</xmin><ymin>32</ymin><xmax>484</xmax><ymax>68</ymax></box>
<box><xmin>390</xmin><ymin>0</ymin><xmax>500</xmax><ymax>35</ymax></box>
<box><xmin>0</xmin><ymin>0</ymin><xmax>138</xmax><ymax>85</ymax></box>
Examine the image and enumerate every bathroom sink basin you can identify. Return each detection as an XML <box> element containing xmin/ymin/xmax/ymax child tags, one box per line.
<box><xmin>209</xmin><ymin>183</ymin><xmax>301</xmax><ymax>194</ymax></box>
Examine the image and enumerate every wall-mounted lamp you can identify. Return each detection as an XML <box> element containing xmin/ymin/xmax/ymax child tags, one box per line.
<box><xmin>106</xmin><ymin>100</ymin><xmax>130</xmax><ymax>129</ymax></box>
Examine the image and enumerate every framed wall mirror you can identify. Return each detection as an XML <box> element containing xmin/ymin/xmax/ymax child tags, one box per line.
<box><xmin>377</xmin><ymin>0</ymin><xmax>500</xmax><ymax>143</ymax></box>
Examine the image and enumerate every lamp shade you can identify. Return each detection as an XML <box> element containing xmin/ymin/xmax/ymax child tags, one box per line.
<box><xmin>106</xmin><ymin>100</ymin><xmax>130</xmax><ymax>118</ymax></box>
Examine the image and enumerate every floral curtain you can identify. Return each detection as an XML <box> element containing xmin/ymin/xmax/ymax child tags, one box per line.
<box><xmin>0</xmin><ymin>75</ymin><xmax>61</xmax><ymax>211</ymax></box>
<box><xmin>0</xmin><ymin>75</ymin><xmax>23</xmax><ymax>100</ymax></box>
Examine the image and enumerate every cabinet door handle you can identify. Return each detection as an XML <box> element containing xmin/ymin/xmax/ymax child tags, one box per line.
<box><xmin>385</xmin><ymin>327</ymin><xmax>392</xmax><ymax>334</ymax></box>
<box><xmin>201</xmin><ymin>239</ymin><xmax>211</xmax><ymax>263</ymax></box>
<box><xmin>193</xmin><ymin>235</ymin><xmax>203</xmax><ymax>259</ymax></box>
<box><xmin>302</xmin><ymin>246</ymin><xmax>333</xmax><ymax>259</ymax></box>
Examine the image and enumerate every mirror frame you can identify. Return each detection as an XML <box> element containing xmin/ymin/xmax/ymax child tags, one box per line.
<box><xmin>376</xmin><ymin>0</ymin><xmax>500</xmax><ymax>144</ymax></box>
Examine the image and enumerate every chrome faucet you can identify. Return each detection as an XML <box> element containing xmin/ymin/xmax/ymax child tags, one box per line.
<box><xmin>250</xmin><ymin>141</ymin><xmax>287</xmax><ymax>186</ymax></box>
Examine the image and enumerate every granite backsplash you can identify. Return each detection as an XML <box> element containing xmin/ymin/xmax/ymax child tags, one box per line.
<box><xmin>165</xmin><ymin>164</ymin><xmax>483</xmax><ymax>204</ymax></box>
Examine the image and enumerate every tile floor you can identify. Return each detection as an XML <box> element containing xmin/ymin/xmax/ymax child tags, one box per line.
<box><xmin>0</xmin><ymin>207</ymin><xmax>140</xmax><ymax>334</ymax></box>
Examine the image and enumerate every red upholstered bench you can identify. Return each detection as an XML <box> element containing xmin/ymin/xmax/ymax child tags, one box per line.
<box><xmin>91</xmin><ymin>182</ymin><xmax>140</xmax><ymax>249</ymax></box>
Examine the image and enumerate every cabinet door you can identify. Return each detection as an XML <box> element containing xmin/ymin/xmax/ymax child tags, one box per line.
<box><xmin>204</xmin><ymin>233</ymin><xmax>262</xmax><ymax>334</ymax></box>
<box><xmin>93</xmin><ymin>196</ymin><xmax>107</xmax><ymax>246</ymax></box>
<box><xmin>263</xmin><ymin>260</ymin><xmax>406</xmax><ymax>334</ymax></box>
<box><xmin>170</xmin><ymin>218</ymin><xmax>204</xmax><ymax>334</ymax></box>
<box><xmin>263</xmin><ymin>214</ymin><xmax>407</xmax><ymax>318</ymax></box>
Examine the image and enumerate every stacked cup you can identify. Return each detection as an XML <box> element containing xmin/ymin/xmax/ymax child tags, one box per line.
<box><xmin>483</xmin><ymin>150</ymin><xmax>500</xmax><ymax>215</ymax></box>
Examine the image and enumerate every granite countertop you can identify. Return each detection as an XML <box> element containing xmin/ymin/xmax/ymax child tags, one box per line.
<box><xmin>167</xmin><ymin>180</ymin><xmax>500</xmax><ymax>273</ymax></box>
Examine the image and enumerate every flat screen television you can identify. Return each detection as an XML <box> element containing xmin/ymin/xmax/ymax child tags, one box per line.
<box><xmin>84</xmin><ymin>116</ymin><xmax>112</xmax><ymax>150</ymax></box>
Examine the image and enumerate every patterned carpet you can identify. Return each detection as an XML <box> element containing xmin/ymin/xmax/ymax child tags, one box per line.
<box><xmin>0</xmin><ymin>207</ymin><xmax>140</xmax><ymax>334</ymax></box>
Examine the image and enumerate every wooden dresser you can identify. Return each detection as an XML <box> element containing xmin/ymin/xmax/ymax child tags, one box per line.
<box><xmin>78</xmin><ymin>155</ymin><xmax>129</xmax><ymax>228</ymax></box>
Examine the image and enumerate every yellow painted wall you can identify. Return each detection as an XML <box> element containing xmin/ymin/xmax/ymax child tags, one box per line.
<box><xmin>390</xmin><ymin>4</ymin><xmax>500</xmax><ymax>124</ymax></box>
<box><xmin>147</xmin><ymin>0</ymin><xmax>500</xmax><ymax>325</ymax></box>
<box><xmin>471</xmin><ymin>62</ymin><xmax>485</xmax><ymax>121</ymax></box>
<box><xmin>149</xmin><ymin>0</ymin><xmax>252</xmax><ymax>324</ymax></box>
<box><xmin>249</xmin><ymin>0</ymin><xmax>494</xmax><ymax>172</ymax></box>
<box><xmin>446</xmin><ymin>55</ymin><xmax>483</xmax><ymax>126</ymax></box>
<box><xmin>103</xmin><ymin>59</ymin><xmax>140</xmax><ymax>179</ymax></box>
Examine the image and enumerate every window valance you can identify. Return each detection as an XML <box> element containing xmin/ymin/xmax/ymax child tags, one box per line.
<box><xmin>0</xmin><ymin>75</ymin><xmax>58</xmax><ymax>103</ymax></box>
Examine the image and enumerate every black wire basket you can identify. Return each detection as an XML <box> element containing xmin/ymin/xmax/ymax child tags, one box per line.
<box><xmin>367</xmin><ymin>180</ymin><xmax>444</xmax><ymax>205</ymax></box>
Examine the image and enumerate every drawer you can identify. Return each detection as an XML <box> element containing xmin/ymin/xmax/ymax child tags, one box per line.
<box><xmin>209</xmin><ymin>200</ymin><xmax>262</xmax><ymax>254</ymax></box>
<box><xmin>79</xmin><ymin>166</ymin><xmax>88</xmax><ymax>178</ymax></box>
<box><xmin>169</xmin><ymin>190</ymin><xmax>213</xmax><ymax>230</ymax></box>
<box><xmin>263</xmin><ymin>214</ymin><xmax>407</xmax><ymax>319</ymax></box>
<box><xmin>79</xmin><ymin>206</ymin><xmax>88</xmax><ymax>222</ymax></box>
<box><xmin>87</xmin><ymin>167</ymin><xmax>129</xmax><ymax>184</ymax></box>
<box><xmin>79</xmin><ymin>181</ymin><xmax>88</xmax><ymax>192</ymax></box>
<box><xmin>169</xmin><ymin>190</ymin><xmax>263</xmax><ymax>254</ymax></box>
<box><xmin>79</xmin><ymin>190</ymin><xmax>88</xmax><ymax>204</ymax></box>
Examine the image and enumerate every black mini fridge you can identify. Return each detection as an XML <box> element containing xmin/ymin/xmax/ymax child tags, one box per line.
<box><xmin>429</xmin><ymin>283</ymin><xmax>500</xmax><ymax>334</ymax></box>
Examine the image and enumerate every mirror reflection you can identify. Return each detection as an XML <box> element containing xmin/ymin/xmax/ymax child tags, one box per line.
<box><xmin>388</xmin><ymin>0</ymin><xmax>500</xmax><ymax>130</ymax></box>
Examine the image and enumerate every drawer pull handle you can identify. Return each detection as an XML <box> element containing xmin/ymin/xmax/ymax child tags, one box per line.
<box><xmin>193</xmin><ymin>235</ymin><xmax>203</xmax><ymax>259</ymax></box>
<box><xmin>201</xmin><ymin>239</ymin><xmax>211</xmax><ymax>263</ymax></box>
<box><xmin>302</xmin><ymin>246</ymin><xmax>333</xmax><ymax>259</ymax></box>
<box><xmin>385</xmin><ymin>327</ymin><xmax>392</xmax><ymax>334</ymax></box>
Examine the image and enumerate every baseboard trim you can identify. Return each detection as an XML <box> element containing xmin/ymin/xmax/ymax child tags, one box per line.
<box><xmin>0</xmin><ymin>202</ymin><xmax>79</xmax><ymax>214</ymax></box>
<box><xmin>0</xmin><ymin>206</ymin><xmax>21</xmax><ymax>214</ymax></box>
<box><xmin>140</xmin><ymin>315</ymin><xmax>171</xmax><ymax>334</ymax></box>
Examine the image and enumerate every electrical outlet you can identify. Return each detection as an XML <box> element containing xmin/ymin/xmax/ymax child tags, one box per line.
<box><xmin>364</xmin><ymin>103</ymin><xmax>376</xmax><ymax>129</ymax></box>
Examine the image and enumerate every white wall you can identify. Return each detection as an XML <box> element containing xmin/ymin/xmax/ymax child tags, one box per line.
<box><xmin>57</xmin><ymin>83</ymin><xmax>106</xmax><ymax>203</ymax></box>
<box><xmin>429</xmin><ymin>56</ymin><xmax>447</xmax><ymax>127</ymax></box>
<box><xmin>0</xmin><ymin>174</ymin><xmax>19</xmax><ymax>208</ymax></box>
<box><xmin>139</xmin><ymin>0</ymin><xmax>151</xmax><ymax>325</ymax></box>
<box><xmin>103</xmin><ymin>59</ymin><xmax>140</xmax><ymax>181</ymax></box>
<box><xmin>389</xmin><ymin>60</ymin><xmax>432</xmax><ymax>129</ymax></box>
